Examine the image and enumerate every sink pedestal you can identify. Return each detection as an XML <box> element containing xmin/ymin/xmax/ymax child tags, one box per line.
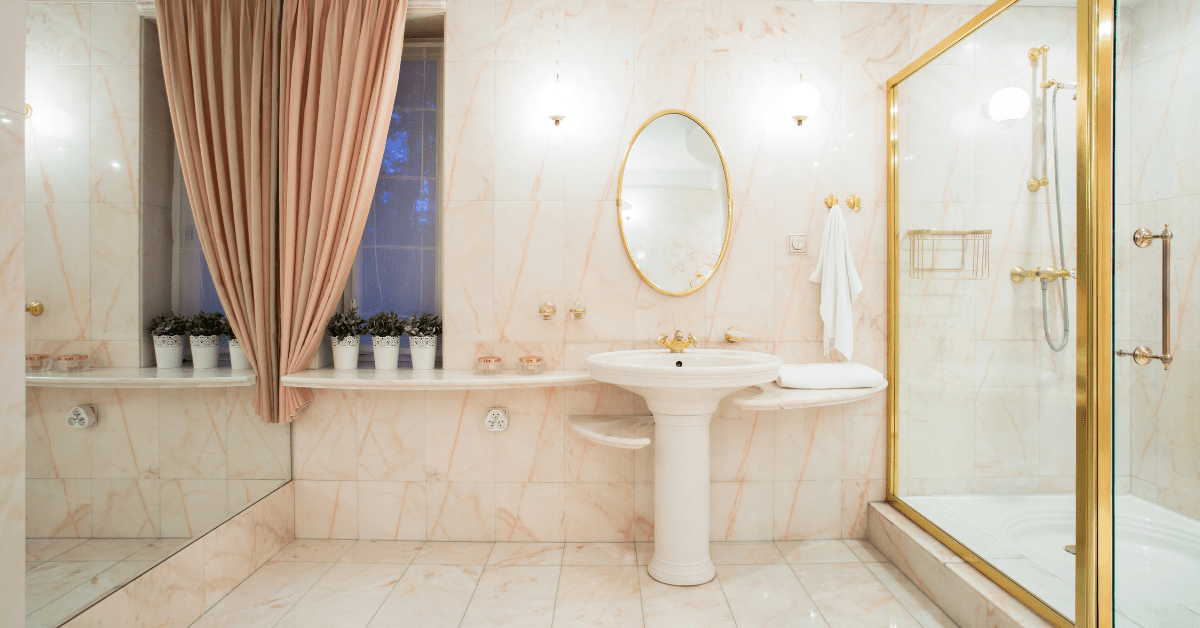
<box><xmin>648</xmin><ymin>410</ymin><xmax>716</xmax><ymax>585</ymax></box>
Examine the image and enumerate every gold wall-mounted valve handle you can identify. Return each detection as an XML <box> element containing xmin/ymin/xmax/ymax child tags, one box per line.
<box><xmin>26</xmin><ymin>302</ymin><xmax>44</xmax><ymax>316</ymax></box>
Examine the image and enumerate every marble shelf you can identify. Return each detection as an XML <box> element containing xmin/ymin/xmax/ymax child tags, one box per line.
<box><xmin>280</xmin><ymin>368</ymin><xmax>594</xmax><ymax>391</ymax></box>
<box><xmin>568</xmin><ymin>415</ymin><xmax>654</xmax><ymax>449</ymax></box>
<box><xmin>25</xmin><ymin>367</ymin><xmax>257</xmax><ymax>389</ymax></box>
<box><xmin>732</xmin><ymin>380</ymin><xmax>888</xmax><ymax>410</ymax></box>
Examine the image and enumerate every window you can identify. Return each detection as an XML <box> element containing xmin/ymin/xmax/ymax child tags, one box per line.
<box><xmin>171</xmin><ymin>155</ymin><xmax>224</xmax><ymax>317</ymax></box>
<box><xmin>347</xmin><ymin>43</ymin><xmax>442</xmax><ymax>347</ymax></box>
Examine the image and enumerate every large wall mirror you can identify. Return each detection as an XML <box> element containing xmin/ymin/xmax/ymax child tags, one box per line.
<box><xmin>617</xmin><ymin>110</ymin><xmax>731</xmax><ymax>296</ymax></box>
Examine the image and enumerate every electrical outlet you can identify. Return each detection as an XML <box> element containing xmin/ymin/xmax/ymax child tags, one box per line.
<box><xmin>485</xmin><ymin>407</ymin><xmax>508</xmax><ymax>432</ymax></box>
<box><xmin>788</xmin><ymin>234</ymin><xmax>807</xmax><ymax>254</ymax></box>
<box><xmin>67</xmin><ymin>404</ymin><xmax>98</xmax><ymax>428</ymax></box>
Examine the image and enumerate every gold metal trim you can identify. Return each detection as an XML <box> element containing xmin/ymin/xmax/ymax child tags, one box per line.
<box><xmin>616</xmin><ymin>110</ymin><xmax>734</xmax><ymax>297</ymax></box>
<box><xmin>886</xmin><ymin>0</ymin><xmax>1115</xmax><ymax>624</ymax></box>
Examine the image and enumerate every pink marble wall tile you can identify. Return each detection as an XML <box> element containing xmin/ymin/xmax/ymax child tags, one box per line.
<box><xmin>89</xmin><ymin>65</ymin><xmax>140</xmax><ymax>203</ymax></box>
<box><xmin>561</xmin><ymin>61</ymin><xmax>636</xmax><ymax>201</ymax></box>
<box><xmin>356</xmin><ymin>390</ymin><xmax>425</xmax><ymax>482</ymax></box>
<box><xmin>774</xmin><ymin>406</ymin><xmax>841</xmax><ymax>481</ymax></box>
<box><xmin>773</xmin><ymin>480</ymin><xmax>841</xmax><ymax>540</ymax></box>
<box><xmin>841</xmin><ymin>395</ymin><xmax>886</xmax><ymax>481</ymax></box>
<box><xmin>425</xmin><ymin>390</ymin><xmax>496</xmax><ymax>482</ymax></box>
<box><xmin>635</xmin><ymin>0</ymin><xmax>705</xmax><ymax>61</ymax></box>
<box><xmin>565</xmin><ymin>482</ymin><xmax>635</xmax><ymax>541</ymax></box>
<box><xmin>229</xmin><ymin>479</ymin><xmax>284</xmax><ymax>514</ymax></box>
<box><xmin>442</xmin><ymin>201</ymin><xmax>494</xmax><ymax>344</ymax></box>
<box><xmin>495</xmin><ymin>387</ymin><xmax>565</xmax><ymax>482</ymax></box>
<box><xmin>496</xmin><ymin>0</ymin><xmax>564</xmax><ymax>60</ymax></box>
<box><xmin>710</xmin><ymin>402</ymin><xmax>773</xmax><ymax>482</ymax></box>
<box><xmin>27</xmin><ymin>386</ymin><xmax>92</xmax><ymax>479</ymax></box>
<box><xmin>92</xmin><ymin>478</ymin><xmax>159</xmax><ymax>537</ymax></box>
<box><xmin>295</xmin><ymin>480</ymin><xmax>358</xmax><ymax>540</ymax></box>
<box><xmin>427</xmin><ymin>481</ymin><xmax>496</xmax><ymax>541</ymax></box>
<box><xmin>24</xmin><ymin>202</ymin><xmax>91</xmax><ymax>340</ymax></box>
<box><xmin>91</xmin><ymin>388</ymin><xmax>158</xmax><ymax>479</ymax></box>
<box><xmin>842</xmin><ymin>63</ymin><xmax>900</xmax><ymax>204</ymax></box>
<box><xmin>907</xmin><ymin>5</ymin><xmax>981</xmax><ymax>66</ymax></box>
<box><xmin>292</xmin><ymin>389</ymin><xmax>357</xmax><ymax>481</ymax></box>
<box><xmin>128</xmin><ymin>536</ymin><xmax>205</xmax><ymax>628</ymax></box>
<box><xmin>26</xmin><ymin>2</ymin><xmax>91</xmax><ymax>65</ymax></box>
<box><xmin>710</xmin><ymin>481</ymin><xmax>772</xmax><ymax>541</ymax></box>
<box><xmin>772</xmin><ymin>62</ymin><xmax>843</xmax><ymax>203</ymax></box>
<box><xmin>159</xmin><ymin>388</ymin><xmax>228</xmax><ymax>480</ymax></box>
<box><xmin>27</xmin><ymin>478</ymin><xmax>91</xmax><ymax>538</ymax></box>
<box><xmin>704</xmin><ymin>0</ymin><xmax>773</xmax><ymax>61</ymax></box>
<box><xmin>704</xmin><ymin>201</ymin><xmax>774</xmax><ymax>342</ymax></box>
<box><xmin>773</xmin><ymin>2</ymin><xmax>840</xmax><ymax>63</ymax></box>
<box><xmin>226</xmin><ymin>386</ymin><xmax>290</xmax><ymax>481</ymax></box>
<box><xmin>358</xmin><ymin>481</ymin><xmax>426</xmax><ymax>540</ymax></box>
<box><xmin>201</xmin><ymin>507</ymin><xmax>254</xmax><ymax>610</ymax></box>
<box><xmin>564</xmin><ymin>0</ymin><xmax>636</xmax><ymax>60</ymax></box>
<box><xmin>88</xmin><ymin>2</ymin><xmax>139</xmax><ymax>66</ymax></box>
<box><xmin>702</xmin><ymin>61</ymin><xmax>774</xmax><ymax>201</ymax></box>
<box><xmin>443</xmin><ymin>63</ymin><xmax>495</xmax><ymax>201</ymax></box>
<box><xmin>633</xmin><ymin>60</ymin><xmax>703</xmax><ymax>121</ymax></box>
<box><xmin>25</xmin><ymin>65</ymin><xmax>90</xmax><ymax>204</ymax></box>
<box><xmin>447</xmin><ymin>0</ymin><xmax>497</xmax><ymax>62</ymax></box>
<box><xmin>253</xmin><ymin>482</ymin><xmax>295</xmax><ymax>567</ymax></box>
<box><xmin>566</xmin><ymin>428</ymin><xmax>636</xmax><ymax>483</ymax></box>
<box><xmin>633</xmin><ymin>482</ymin><xmax>654</xmax><ymax>541</ymax></box>
<box><xmin>494</xmin><ymin>62</ymin><xmax>565</xmax><ymax>200</ymax></box>
<box><xmin>89</xmin><ymin>203</ymin><xmax>140</xmax><ymax>344</ymax></box>
<box><xmin>841</xmin><ymin>479</ymin><xmax>885</xmax><ymax>538</ymax></box>
<box><xmin>564</xmin><ymin>200</ymin><xmax>639</xmax><ymax>343</ymax></box>
<box><xmin>160</xmin><ymin>479</ymin><xmax>228</xmax><ymax>538</ymax></box>
<box><xmin>493</xmin><ymin>200</ymin><xmax>566</xmax><ymax>341</ymax></box>
<box><xmin>495</xmin><ymin>482</ymin><xmax>565</xmax><ymax>541</ymax></box>
<box><xmin>841</xmin><ymin>3</ymin><xmax>911</xmax><ymax>65</ymax></box>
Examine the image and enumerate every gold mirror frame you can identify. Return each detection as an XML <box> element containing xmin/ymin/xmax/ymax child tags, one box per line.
<box><xmin>885</xmin><ymin>0</ymin><xmax>1114</xmax><ymax>626</ymax></box>
<box><xmin>616</xmin><ymin>109</ymin><xmax>733</xmax><ymax>297</ymax></box>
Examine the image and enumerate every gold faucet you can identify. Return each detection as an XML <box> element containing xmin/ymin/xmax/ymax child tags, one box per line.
<box><xmin>1010</xmin><ymin>266</ymin><xmax>1075</xmax><ymax>283</ymax></box>
<box><xmin>657</xmin><ymin>330</ymin><xmax>697</xmax><ymax>353</ymax></box>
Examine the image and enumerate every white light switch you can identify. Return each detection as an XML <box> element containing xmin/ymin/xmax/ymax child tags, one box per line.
<box><xmin>788</xmin><ymin>234</ymin><xmax>807</xmax><ymax>254</ymax></box>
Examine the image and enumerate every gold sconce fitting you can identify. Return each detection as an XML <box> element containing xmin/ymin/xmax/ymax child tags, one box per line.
<box><xmin>846</xmin><ymin>195</ymin><xmax>861</xmax><ymax>212</ymax></box>
<box><xmin>824</xmin><ymin>194</ymin><xmax>838</xmax><ymax>209</ymax></box>
<box><xmin>537</xmin><ymin>292</ymin><xmax>556</xmax><ymax>320</ymax></box>
<box><xmin>1027</xmin><ymin>177</ymin><xmax>1049</xmax><ymax>191</ymax></box>
<box><xmin>567</xmin><ymin>292</ymin><xmax>586</xmax><ymax>319</ymax></box>
<box><xmin>25</xmin><ymin>301</ymin><xmax>44</xmax><ymax>316</ymax></box>
<box><xmin>657</xmin><ymin>330</ymin><xmax>697</xmax><ymax>353</ymax></box>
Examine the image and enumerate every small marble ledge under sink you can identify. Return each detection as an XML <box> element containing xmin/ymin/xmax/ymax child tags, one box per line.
<box><xmin>732</xmin><ymin>380</ymin><xmax>888</xmax><ymax>411</ymax></box>
<box><xmin>25</xmin><ymin>367</ymin><xmax>257</xmax><ymax>389</ymax></box>
<box><xmin>568</xmin><ymin>415</ymin><xmax>654</xmax><ymax>449</ymax></box>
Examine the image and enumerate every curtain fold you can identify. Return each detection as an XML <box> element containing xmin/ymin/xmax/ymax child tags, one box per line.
<box><xmin>278</xmin><ymin>0</ymin><xmax>408</xmax><ymax>422</ymax></box>
<box><xmin>156</xmin><ymin>0</ymin><xmax>281</xmax><ymax>421</ymax></box>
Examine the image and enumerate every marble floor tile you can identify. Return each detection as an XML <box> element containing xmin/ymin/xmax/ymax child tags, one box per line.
<box><xmin>716</xmin><ymin>564</ymin><xmax>829</xmax><ymax>628</ymax></box>
<box><xmin>53</xmin><ymin>538</ymin><xmax>152</xmax><ymax>562</ymax></box>
<box><xmin>488</xmin><ymin>542</ymin><xmax>565</xmax><ymax>566</ymax></box>
<box><xmin>791</xmin><ymin>562</ymin><xmax>923</xmax><ymax>628</ymax></box>
<box><xmin>553</xmin><ymin>565</ymin><xmax>643</xmax><ymax>627</ymax></box>
<box><xmin>843</xmin><ymin>539</ymin><xmax>889</xmax><ymax>563</ymax></box>
<box><xmin>26</xmin><ymin>561</ymin><xmax>116</xmax><ymax>613</ymax></box>
<box><xmin>274</xmin><ymin>539</ymin><xmax>356</xmax><ymax>562</ymax></box>
<box><xmin>638</xmin><ymin>567</ymin><xmax>737</xmax><ymax>628</ymax></box>
<box><xmin>26</xmin><ymin>538</ymin><xmax>87</xmax><ymax>562</ymax></box>
<box><xmin>190</xmin><ymin>561</ymin><xmax>333</xmax><ymax>628</ymax></box>
<box><xmin>635</xmin><ymin>542</ymin><xmax>654</xmax><ymax>565</ymax></box>
<box><xmin>338</xmin><ymin>540</ymin><xmax>424</xmax><ymax>564</ymax></box>
<box><xmin>563</xmin><ymin>542</ymin><xmax>637</xmax><ymax>565</ymax></box>
<box><xmin>367</xmin><ymin>564</ymin><xmax>483</xmax><ymax>628</ymax></box>
<box><xmin>460</xmin><ymin>566</ymin><xmax>560</xmax><ymax>628</ymax></box>
<box><xmin>710</xmin><ymin>542</ymin><xmax>786</xmax><ymax>565</ymax></box>
<box><xmin>275</xmin><ymin>563</ymin><xmax>407</xmax><ymax>628</ymax></box>
<box><xmin>1115</xmin><ymin>604</ymin><xmax>1200</xmax><ymax>628</ymax></box>
<box><xmin>25</xmin><ymin>560</ymin><xmax>153</xmax><ymax>628</ymax></box>
<box><xmin>412</xmin><ymin>541</ymin><xmax>495</xmax><ymax>565</ymax></box>
<box><xmin>865</xmin><ymin>562</ymin><xmax>959</xmax><ymax>628</ymax></box>
<box><xmin>126</xmin><ymin>538</ymin><xmax>190</xmax><ymax>562</ymax></box>
<box><xmin>777</xmin><ymin>540</ymin><xmax>861</xmax><ymax>564</ymax></box>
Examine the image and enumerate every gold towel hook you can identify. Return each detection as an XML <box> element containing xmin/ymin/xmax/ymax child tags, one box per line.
<box><xmin>823</xmin><ymin>194</ymin><xmax>838</xmax><ymax>209</ymax></box>
<box><xmin>24</xmin><ymin>104</ymin><xmax>32</xmax><ymax>119</ymax></box>
<box><xmin>846</xmin><ymin>194</ymin><xmax>861</xmax><ymax>212</ymax></box>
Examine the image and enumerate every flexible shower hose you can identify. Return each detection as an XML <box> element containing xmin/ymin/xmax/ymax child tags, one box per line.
<box><xmin>1041</xmin><ymin>84</ymin><xmax>1070</xmax><ymax>353</ymax></box>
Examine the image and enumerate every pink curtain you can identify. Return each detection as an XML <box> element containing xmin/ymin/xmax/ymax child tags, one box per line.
<box><xmin>277</xmin><ymin>0</ymin><xmax>408</xmax><ymax>422</ymax></box>
<box><xmin>156</xmin><ymin>0</ymin><xmax>280</xmax><ymax>421</ymax></box>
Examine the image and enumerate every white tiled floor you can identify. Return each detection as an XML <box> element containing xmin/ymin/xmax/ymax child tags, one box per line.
<box><xmin>189</xmin><ymin>539</ymin><xmax>960</xmax><ymax>628</ymax></box>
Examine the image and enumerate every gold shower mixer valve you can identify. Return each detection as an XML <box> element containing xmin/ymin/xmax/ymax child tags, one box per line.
<box><xmin>1010</xmin><ymin>266</ymin><xmax>1075</xmax><ymax>283</ymax></box>
<box><xmin>1027</xmin><ymin>177</ymin><xmax>1049</xmax><ymax>191</ymax></box>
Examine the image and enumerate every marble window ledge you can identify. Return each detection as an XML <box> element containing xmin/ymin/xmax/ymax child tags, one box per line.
<box><xmin>733</xmin><ymin>381</ymin><xmax>889</xmax><ymax>411</ymax></box>
<box><xmin>25</xmin><ymin>367</ymin><xmax>257</xmax><ymax>389</ymax></box>
<box><xmin>281</xmin><ymin>368</ymin><xmax>594</xmax><ymax>391</ymax></box>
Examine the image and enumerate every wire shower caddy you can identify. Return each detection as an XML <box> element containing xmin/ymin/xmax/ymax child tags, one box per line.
<box><xmin>907</xmin><ymin>229</ymin><xmax>993</xmax><ymax>280</ymax></box>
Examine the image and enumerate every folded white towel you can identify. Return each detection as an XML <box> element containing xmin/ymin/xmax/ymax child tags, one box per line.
<box><xmin>809</xmin><ymin>203</ymin><xmax>863</xmax><ymax>360</ymax></box>
<box><xmin>776</xmin><ymin>363</ymin><xmax>886</xmax><ymax>390</ymax></box>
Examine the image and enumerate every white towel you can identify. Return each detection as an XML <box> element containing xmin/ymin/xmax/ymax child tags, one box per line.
<box><xmin>777</xmin><ymin>363</ymin><xmax>885</xmax><ymax>390</ymax></box>
<box><xmin>809</xmin><ymin>203</ymin><xmax>862</xmax><ymax>360</ymax></box>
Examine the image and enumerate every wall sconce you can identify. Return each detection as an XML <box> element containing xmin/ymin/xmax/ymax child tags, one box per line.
<box><xmin>567</xmin><ymin>292</ymin><xmax>586</xmax><ymax>319</ymax></box>
<box><xmin>780</xmin><ymin>80</ymin><xmax>820</xmax><ymax>126</ymax></box>
<box><xmin>539</xmin><ymin>74</ymin><xmax>577</xmax><ymax>126</ymax></box>
<box><xmin>538</xmin><ymin>292</ymin><xmax>556</xmax><ymax>320</ymax></box>
<box><xmin>987</xmin><ymin>86</ymin><xmax>1031</xmax><ymax>123</ymax></box>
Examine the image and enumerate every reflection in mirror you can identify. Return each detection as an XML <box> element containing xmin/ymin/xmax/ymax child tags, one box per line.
<box><xmin>618</xmin><ymin>111</ymin><xmax>730</xmax><ymax>296</ymax></box>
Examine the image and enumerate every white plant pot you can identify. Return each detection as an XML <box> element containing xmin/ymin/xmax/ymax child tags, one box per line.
<box><xmin>332</xmin><ymin>336</ymin><xmax>360</xmax><ymax>370</ymax></box>
<box><xmin>190</xmin><ymin>335</ymin><xmax>220</xmax><ymax>369</ymax></box>
<box><xmin>372</xmin><ymin>336</ymin><xmax>401</xmax><ymax>370</ymax></box>
<box><xmin>410</xmin><ymin>335</ymin><xmax>437</xmax><ymax>370</ymax></box>
<box><xmin>153</xmin><ymin>335</ymin><xmax>184</xmax><ymax>369</ymax></box>
<box><xmin>228</xmin><ymin>339</ymin><xmax>251</xmax><ymax>370</ymax></box>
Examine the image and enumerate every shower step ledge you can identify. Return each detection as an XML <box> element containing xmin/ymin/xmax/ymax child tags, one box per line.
<box><xmin>280</xmin><ymin>368</ymin><xmax>593</xmax><ymax>391</ymax></box>
<box><xmin>732</xmin><ymin>380</ymin><xmax>887</xmax><ymax>410</ymax></box>
<box><xmin>26</xmin><ymin>367</ymin><xmax>256</xmax><ymax>389</ymax></box>
<box><xmin>568</xmin><ymin>415</ymin><xmax>653</xmax><ymax>449</ymax></box>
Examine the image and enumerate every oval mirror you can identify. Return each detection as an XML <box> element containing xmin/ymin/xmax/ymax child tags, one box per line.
<box><xmin>618</xmin><ymin>110</ymin><xmax>731</xmax><ymax>296</ymax></box>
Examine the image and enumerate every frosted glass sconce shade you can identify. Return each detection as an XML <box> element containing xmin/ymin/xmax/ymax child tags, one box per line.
<box><xmin>780</xmin><ymin>81</ymin><xmax>820</xmax><ymax>126</ymax></box>
<box><xmin>539</xmin><ymin>76</ymin><xmax>578</xmax><ymax>126</ymax></box>
<box><xmin>987</xmin><ymin>86</ymin><xmax>1031</xmax><ymax>123</ymax></box>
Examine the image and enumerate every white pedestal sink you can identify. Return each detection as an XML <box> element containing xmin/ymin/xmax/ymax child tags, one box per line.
<box><xmin>585</xmin><ymin>349</ymin><xmax>783</xmax><ymax>586</ymax></box>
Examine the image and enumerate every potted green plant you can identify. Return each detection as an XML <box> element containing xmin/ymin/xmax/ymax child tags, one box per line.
<box><xmin>187</xmin><ymin>311</ymin><xmax>227</xmax><ymax>369</ymax></box>
<box><xmin>404</xmin><ymin>312</ymin><xmax>441</xmax><ymax>370</ymax></box>
<box><xmin>146</xmin><ymin>312</ymin><xmax>188</xmax><ymax>369</ymax></box>
<box><xmin>223</xmin><ymin>317</ymin><xmax>251</xmax><ymax>370</ymax></box>
<box><xmin>365</xmin><ymin>311</ymin><xmax>405</xmax><ymax>370</ymax></box>
<box><xmin>327</xmin><ymin>307</ymin><xmax>366</xmax><ymax>370</ymax></box>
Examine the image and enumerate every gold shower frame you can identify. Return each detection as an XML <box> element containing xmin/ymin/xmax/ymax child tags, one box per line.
<box><xmin>884</xmin><ymin>0</ymin><xmax>1114</xmax><ymax>626</ymax></box>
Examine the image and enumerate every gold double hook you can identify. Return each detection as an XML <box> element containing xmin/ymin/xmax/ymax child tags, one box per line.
<box><xmin>823</xmin><ymin>194</ymin><xmax>861</xmax><ymax>212</ymax></box>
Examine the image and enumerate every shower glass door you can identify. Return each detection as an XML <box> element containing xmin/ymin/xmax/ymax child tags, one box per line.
<box><xmin>1111</xmin><ymin>0</ymin><xmax>1200</xmax><ymax>623</ymax></box>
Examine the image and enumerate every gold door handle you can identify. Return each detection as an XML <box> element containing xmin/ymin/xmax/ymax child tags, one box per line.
<box><xmin>25</xmin><ymin>302</ymin><xmax>44</xmax><ymax>316</ymax></box>
<box><xmin>1119</xmin><ymin>225</ymin><xmax>1173</xmax><ymax>369</ymax></box>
